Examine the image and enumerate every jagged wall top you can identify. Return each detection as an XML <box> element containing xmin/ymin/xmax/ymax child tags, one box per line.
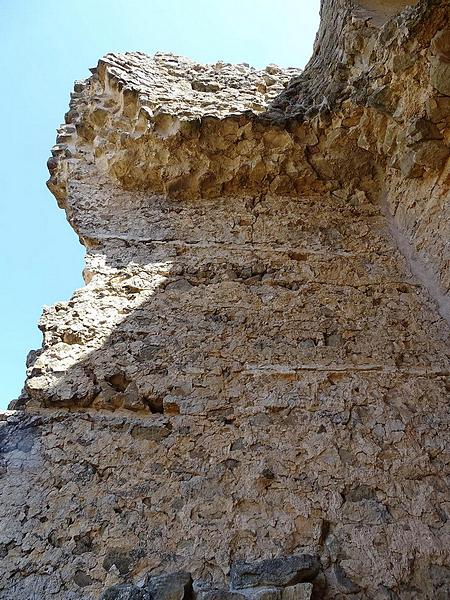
<box><xmin>47</xmin><ymin>53</ymin><xmax>306</xmax><ymax>206</ymax></box>
<box><xmin>94</xmin><ymin>53</ymin><xmax>300</xmax><ymax>120</ymax></box>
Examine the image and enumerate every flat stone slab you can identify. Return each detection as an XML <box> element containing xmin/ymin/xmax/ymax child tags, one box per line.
<box><xmin>230</xmin><ymin>556</ymin><xmax>320</xmax><ymax>589</ymax></box>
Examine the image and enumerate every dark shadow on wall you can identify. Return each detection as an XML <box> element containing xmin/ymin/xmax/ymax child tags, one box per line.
<box><xmin>7</xmin><ymin>187</ymin><xmax>450</xmax><ymax>600</ymax></box>
<box><xmin>19</xmin><ymin>186</ymin><xmax>450</xmax><ymax>414</ymax></box>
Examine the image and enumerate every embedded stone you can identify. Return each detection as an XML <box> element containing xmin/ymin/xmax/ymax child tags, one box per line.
<box><xmin>281</xmin><ymin>583</ymin><xmax>313</xmax><ymax>600</ymax></box>
<box><xmin>130</xmin><ymin>421</ymin><xmax>172</xmax><ymax>442</ymax></box>
<box><xmin>430</xmin><ymin>57</ymin><xmax>450</xmax><ymax>96</ymax></box>
<box><xmin>243</xmin><ymin>588</ymin><xmax>282</xmax><ymax>600</ymax></box>
<box><xmin>100</xmin><ymin>584</ymin><xmax>150</xmax><ymax>600</ymax></box>
<box><xmin>144</xmin><ymin>571</ymin><xmax>193</xmax><ymax>600</ymax></box>
<box><xmin>230</xmin><ymin>556</ymin><xmax>321</xmax><ymax>589</ymax></box>
<box><xmin>197</xmin><ymin>591</ymin><xmax>246</xmax><ymax>600</ymax></box>
<box><xmin>102</xmin><ymin>548</ymin><xmax>136</xmax><ymax>576</ymax></box>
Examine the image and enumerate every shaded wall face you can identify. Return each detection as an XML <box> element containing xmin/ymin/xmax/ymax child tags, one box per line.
<box><xmin>15</xmin><ymin>175</ymin><xmax>449</xmax><ymax>599</ymax></box>
<box><xmin>352</xmin><ymin>1</ymin><xmax>419</xmax><ymax>25</ymax></box>
<box><xmin>353</xmin><ymin>0</ymin><xmax>419</xmax><ymax>15</ymax></box>
<box><xmin>26</xmin><ymin>181</ymin><xmax>449</xmax><ymax>410</ymax></box>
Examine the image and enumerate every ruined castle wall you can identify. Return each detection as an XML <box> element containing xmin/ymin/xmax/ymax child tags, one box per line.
<box><xmin>1</xmin><ymin>2</ymin><xmax>449</xmax><ymax>599</ymax></box>
<box><xmin>2</xmin><ymin>173</ymin><xmax>449</xmax><ymax>597</ymax></box>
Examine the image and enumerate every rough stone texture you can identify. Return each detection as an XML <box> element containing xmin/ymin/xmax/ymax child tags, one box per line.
<box><xmin>100</xmin><ymin>584</ymin><xmax>150</xmax><ymax>600</ymax></box>
<box><xmin>271</xmin><ymin>0</ymin><xmax>450</xmax><ymax>322</ymax></box>
<box><xmin>230</xmin><ymin>556</ymin><xmax>320</xmax><ymax>589</ymax></box>
<box><xmin>1</xmin><ymin>1</ymin><xmax>450</xmax><ymax>599</ymax></box>
<box><xmin>198</xmin><ymin>591</ymin><xmax>246</xmax><ymax>600</ymax></box>
<box><xmin>281</xmin><ymin>583</ymin><xmax>313</xmax><ymax>600</ymax></box>
<box><xmin>228</xmin><ymin>583</ymin><xmax>313</xmax><ymax>600</ymax></box>
<box><xmin>145</xmin><ymin>571</ymin><xmax>193</xmax><ymax>600</ymax></box>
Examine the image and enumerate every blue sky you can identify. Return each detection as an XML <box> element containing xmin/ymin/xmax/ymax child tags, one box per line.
<box><xmin>0</xmin><ymin>0</ymin><xmax>320</xmax><ymax>409</ymax></box>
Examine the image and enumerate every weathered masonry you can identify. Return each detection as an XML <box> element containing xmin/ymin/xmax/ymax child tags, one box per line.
<box><xmin>1</xmin><ymin>1</ymin><xmax>449</xmax><ymax>598</ymax></box>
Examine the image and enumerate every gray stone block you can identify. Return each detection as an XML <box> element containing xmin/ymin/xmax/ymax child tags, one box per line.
<box><xmin>100</xmin><ymin>583</ymin><xmax>150</xmax><ymax>600</ymax></box>
<box><xmin>145</xmin><ymin>570</ymin><xmax>193</xmax><ymax>600</ymax></box>
<box><xmin>230</xmin><ymin>555</ymin><xmax>321</xmax><ymax>589</ymax></box>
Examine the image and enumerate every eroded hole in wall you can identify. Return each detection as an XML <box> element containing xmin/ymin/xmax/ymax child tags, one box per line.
<box><xmin>142</xmin><ymin>395</ymin><xmax>164</xmax><ymax>414</ymax></box>
<box><xmin>106</xmin><ymin>372</ymin><xmax>130</xmax><ymax>392</ymax></box>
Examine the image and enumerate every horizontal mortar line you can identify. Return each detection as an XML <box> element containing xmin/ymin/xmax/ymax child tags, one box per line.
<box><xmin>296</xmin><ymin>280</ymin><xmax>419</xmax><ymax>287</ymax></box>
<box><xmin>86</xmin><ymin>234</ymin><xmax>397</xmax><ymax>257</ymax></box>
<box><xmin>88</xmin><ymin>233</ymin><xmax>359</xmax><ymax>253</ymax></box>
<box><xmin>242</xmin><ymin>364</ymin><xmax>449</xmax><ymax>376</ymax></box>
<box><xmin>99</xmin><ymin>275</ymin><xmax>421</xmax><ymax>290</ymax></box>
<box><xmin>145</xmin><ymin>240</ymin><xmax>395</xmax><ymax>258</ymax></box>
<box><xmin>124</xmin><ymin>279</ymin><xmax>419</xmax><ymax>291</ymax></box>
<box><xmin>134</xmin><ymin>239</ymin><xmax>360</xmax><ymax>255</ymax></box>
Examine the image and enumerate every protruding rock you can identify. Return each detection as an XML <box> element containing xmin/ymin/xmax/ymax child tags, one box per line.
<box><xmin>144</xmin><ymin>571</ymin><xmax>193</xmax><ymax>600</ymax></box>
<box><xmin>234</xmin><ymin>583</ymin><xmax>313</xmax><ymax>600</ymax></box>
<box><xmin>100</xmin><ymin>584</ymin><xmax>150</xmax><ymax>600</ymax></box>
<box><xmin>430</xmin><ymin>27</ymin><xmax>450</xmax><ymax>96</ymax></box>
<box><xmin>241</xmin><ymin>588</ymin><xmax>282</xmax><ymax>600</ymax></box>
<box><xmin>281</xmin><ymin>583</ymin><xmax>313</xmax><ymax>600</ymax></box>
<box><xmin>230</xmin><ymin>556</ymin><xmax>321</xmax><ymax>590</ymax></box>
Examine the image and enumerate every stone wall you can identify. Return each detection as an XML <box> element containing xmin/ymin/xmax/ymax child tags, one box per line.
<box><xmin>1</xmin><ymin>1</ymin><xmax>449</xmax><ymax>599</ymax></box>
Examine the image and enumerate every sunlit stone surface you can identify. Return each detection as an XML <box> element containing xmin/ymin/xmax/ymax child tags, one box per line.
<box><xmin>0</xmin><ymin>1</ymin><xmax>449</xmax><ymax>598</ymax></box>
